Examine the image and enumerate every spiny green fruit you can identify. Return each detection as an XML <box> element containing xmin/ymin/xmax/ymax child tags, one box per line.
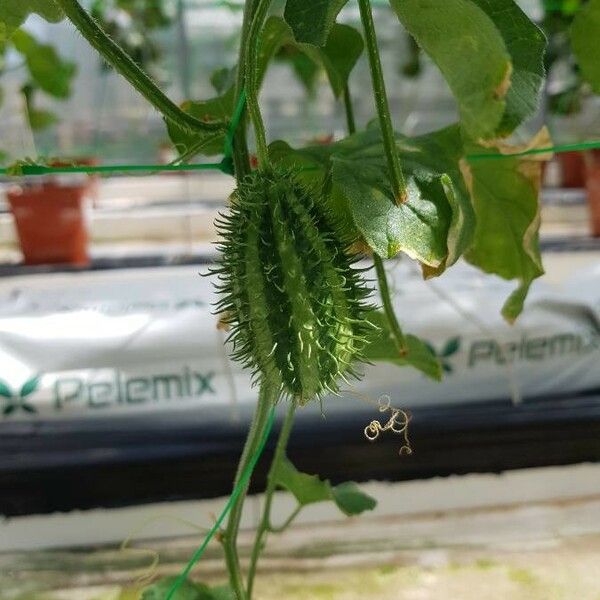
<box><xmin>213</xmin><ymin>168</ymin><xmax>374</xmax><ymax>405</ymax></box>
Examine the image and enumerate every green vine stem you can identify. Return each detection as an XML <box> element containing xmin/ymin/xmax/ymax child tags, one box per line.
<box><xmin>343</xmin><ymin>84</ymin><xmax>357</xmax><ymax>135</ymax></box>
<box><xmin>223</xmin><ymin>379</ymin><xmax>279</xmax><ymax>600</ymax></box>
<box><xmin>244</xmin><ymin>0</ymin><xmax>274</xmax><ymax>170</ymax></box>
<box><xmin>268</xmin><ymin>504</ymin><xmax>301</xmax><ymax>534</ymax></box>
<box><xmin>342</xmin><ymin>66</ymin><xmax>407</xmax><ymax>357</ymax></box>
<box><xmin>357</xmin><ymin>0</ymin><xmax>407</xmax><ymax>204</ymax></box>
<box><xmin>374</xmin><ymin>254</ymin><xmax>407</xmax><ymax>354</ymax></box>
<box><xmin>230</xmin><ymin>0</ymin><xmax>256</xmax><ymax>178</ymax></box>
<box><xmin>56</xmin><ymin>0</ymin><xmax>225</xmax><ymax>134</ymax></box>
<box><xmin>246</xmin><ymin>399</ymin><xmax>297</xmax><ymax>598</ymax></box>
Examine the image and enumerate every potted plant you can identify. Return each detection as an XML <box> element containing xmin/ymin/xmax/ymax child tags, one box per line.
<box><xmin>6</xmin><ymin>173</ymin><xmax>91</xmax><ymax>266</ymax></box>
<box><xmin>1</xmin><ymin>1</ymin><xmax>176</xmax><ymax>263</ymax></box>
<box><xmin>5</xmin><ymin>0</ymin><xmax>597</xmax><ymax>597</ymax></box>
<box><xmin>1</xmin><ymin>20</ymin><xmax>88</xmax><ymax>264</ymax></box>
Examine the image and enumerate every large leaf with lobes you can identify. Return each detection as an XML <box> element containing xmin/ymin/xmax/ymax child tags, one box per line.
<box><xmin>462</xmin><ymin>133</ymin><xmax>546</xmax><ymax>321</ymax></box>
<box><xmin>331</xmin><ymin>152</ymin><xmax>451</xmax><ymax>264</ymax></box>
<box><xmin>270</xmin><ymin>124</ymin><xmax>475</xmax><ymax>272</ymax></box>
<box><xmin>283</xmin><ymin>0</ymin><xmax>350</xmax><ymax>46</ymax></box>
<box><xmin>0</xmin><ymin>1</ymin><xmax>63</xmax><ymax>43</ymax></box>
<box><xmin>570</xmin><ymin>0</ymin><xmax>600</xmax><ymax>93</ymax></box>
<box><xmin>389</xmin><ymin>0</ymin><xmax>545</xmax><ymax>140</ymax></box>
<box><xmin>169</xmin><ymin>18</ymin><xmax>363</xmax><ymax>157</ymax></box>
<box><xmin>470</xmin><ymin>0</ymin><xmax>546</xmax><ymax>136</ymax></box>
<box><xmin>272</xmin><ymin>123</ymin><xmax>545</xmax><ymax>320</ymax></box>
<box><xmin>389</xmin><ymin>0</ymin><xmax>509</xmax><ymax>140</ymax></box>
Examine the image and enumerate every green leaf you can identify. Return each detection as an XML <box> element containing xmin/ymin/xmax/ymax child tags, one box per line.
<box><xmin>277</xmin><ymin>47</ymin><xmax>320</xmax><ymax>95</ymax></box>
<box><xmin>20</xmin><ymin>376</ymin><xmax>39</xmax><ymax>397</ymax></box>
<box><xmin>471</xmin><ymin>0</ymin><xmax>546</xmax><ymax>136</ymax></box>
<box><xmin>571</xmin><ymin>0</ymin><xmax>600</xmax><ymax>93</ymax></box>
<box><xmin>273</xmin><ymin>458</ymin><xmax>376</xmax><ymax>517</ymax></box>
<box><xmin>463</xmin><ymin>142</ymin><xmax>544</xmax><ymax>322</ymax></box>
<box><xmin>271</xmin><ymin>124</ymin><xmax>475</xmax><ymax>270</ymax></box>
<box><xmin>210</xmin><ymin>67</ymin><xmax>236</xmax><ymax>95</ymax></box>
<box><xmin>390</xmin><ymin>0</ymin><xmax>546</xmax><ymax>138</ymax></box>
<box><xmin>331</xmin><ymin>153</ymin><xmax>451</xmax><ymax>264</ymax></box>
<box><xmin>167</xmin><ymin>87</ymin><xmax>236</xmax><ymax>157</ymax></box>
<box><xmin>274</xmin><ymin>457</ymin><xmax>333</xmax><ymax>506</ymax></box>
<box><xmin>27</xmin><ymin>108</ymin><xmax>59</xmax><ymax>130</ymax></box>
<box><xmin>283</xmin><ymin>0</ymin><xmax>349</xmax><ymax>46</ymax></box>
<box><xmin>142</xmin><ymin>577</ymin><xmax>230</xmax><ymax>600</ymax></box>
<box><xmin>169</xmin><ymin>18</ymin><xmax>363</xmax><ymax>157</ymax></box>
<box><xmin>22</xmin><ymin>84</ymin><xmax>59</xmax><ymax>130</ymax></box>
<box><xmin>0</xmin><ymin>0</ymin><xmax>63</xmax><ymax>43</ymax></box>
<box><xmin>0</xmin><ymin>380</ymin><xmax>12</xmax><ymax>399</ymax></box>
<box><xmin>389</xmin><ymin>0</ymin><xmax>512</xmax><ymax>140</ymax></box>
<box><xmin>207</xmin><ymin>585</ymin><xmax>235</xmax><ymax>600</ymax></box>
<box><xmin>331</xmin><ymin>482</ymin><xmax>377</xmax><ymax>516</ymax></box>
<box><xmin>318</xmin><ymin>23</ymin><xmax>364</xmax><ymax>97</ymax></box>
<box><xmin>274</xmin><ymin>23</ymin><xmax>364</xmax><ymax>98</ymax></box>
<box><xmin>258</xmin><ymin>17</ymin><xmax>363</xmax><ymax>99</ymax></box>
<box><xmin>363</xmin><ymin>310</ymin><xmax>443</xmax><ymax>381</ymax></box>
<box><xmin>11</xmin><ymin>29</ymin><xmax>76</xmax><ymax>99</ymax></box>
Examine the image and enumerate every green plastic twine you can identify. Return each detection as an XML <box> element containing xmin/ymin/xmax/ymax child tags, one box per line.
<box><xmin>466</xmin><ymin>139</ymin><xmax>600</xmax><ymax>161</ymax></box>
<box><xmin>2</xmin><ymin>137</ymin><xmax>600</xmax><ymax>177</ymax></box>
<box><xmin>223</xmin><ymin>88</ymin><xmax>248</xmax><ymax>161</ymax></box>
<box><xmin>0</xmin><ymin>90</ymin><xmax>248</xmax><ymax>178</ymax></box>
<box><xmin>165</xmin><ymin>406</ymin><xmax>276</xmax><ymax>600</ymax></box>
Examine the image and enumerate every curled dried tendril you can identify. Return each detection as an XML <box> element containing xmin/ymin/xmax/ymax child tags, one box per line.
<box><xmin>364</xmin><ymin>394</ymin><xmax>412</xmax><ymax>456</ymax></box>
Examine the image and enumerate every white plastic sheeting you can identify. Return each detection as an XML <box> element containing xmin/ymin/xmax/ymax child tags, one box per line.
<box><xmin>0</xmin><ymin>259</ymin><xmax>599</xmax><ymax>423</ymax></box>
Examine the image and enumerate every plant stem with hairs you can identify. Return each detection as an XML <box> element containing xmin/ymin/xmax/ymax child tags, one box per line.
<box><xmin>56</xmin><ymin>0</ymin><xmax>226</xmax><ymax>134</ymax></box>
<box><xmin>246</xmin><ymin>400</ymin><xmax>297</xmax><ymax>598</ymax></box>
<box><xmin>223</xmin><ymin>379</ymin><xmax>279</xmax><ymax>600</ymax></box>
<box><xmin>358</xmin><ymin>0</ymin><xmax>407</xmax><ymax>204</ymax></box>
<box><xmin>231</xmin><ymin>0</ymin><xmax>256</xmax><ymax>178</ymax></box>
<box><xmin>244</xmin><ymin>0</ymin><xmax>275</xmax><ymax>170</ymax></box>
<box><xmin>374</xmin><ymin>253</ymin><xmax>407</xmax><ymax>353</ymax></box>
<box><xmin>341</xmin><ymin>66</ymin><xmax>407</xmax><ymax>354</ymax></box>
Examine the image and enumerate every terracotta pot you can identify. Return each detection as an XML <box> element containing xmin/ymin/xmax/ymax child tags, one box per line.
<box><xmin>49</xmin><ymin>157</ymin><xmax>100</xmax><ymax>204</ymax></box>
<box><xmin>558</xmin><ymin>151</ymin><xmax>586</xmax><ymax>188</ymax></box>
<box><xmin>7</xmin><ymin>182</ymin><xmax>90</xmax><ymax>266</ymax></box>
<box><xmin>585</xmin><ymin>150</ymin><xmax>600</xmax><ymax>238</ymax></box>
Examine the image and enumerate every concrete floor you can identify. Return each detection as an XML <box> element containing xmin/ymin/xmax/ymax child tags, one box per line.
<box><xmin>2</xmin><ymin>465</ymin><xmax>600</xmax><ymax>600</ymax></box>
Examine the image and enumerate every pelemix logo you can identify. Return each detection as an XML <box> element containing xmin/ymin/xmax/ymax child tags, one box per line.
<box><xmin>425</xmin><ymin>337</ymin><xmax>461</xmax><ymax>374</ymax></box>
<box><xmin>0</xmin><ymin>367</ymin><xmax>217</xmax><ymax>418</ymax></box>
<box><xmin>53</xmin><ymin>367</ymin><xmax>216</xmax><ymax>410</ymax></box>
<box><xmin>468</xmin><ymin>330</ymin><xmax>600</xmax><ymax>366</ymax></box>
<box><xmin>0</xmin><ymin>376</ymin><xmax>40</xmax><ymax>416</ymax></box>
